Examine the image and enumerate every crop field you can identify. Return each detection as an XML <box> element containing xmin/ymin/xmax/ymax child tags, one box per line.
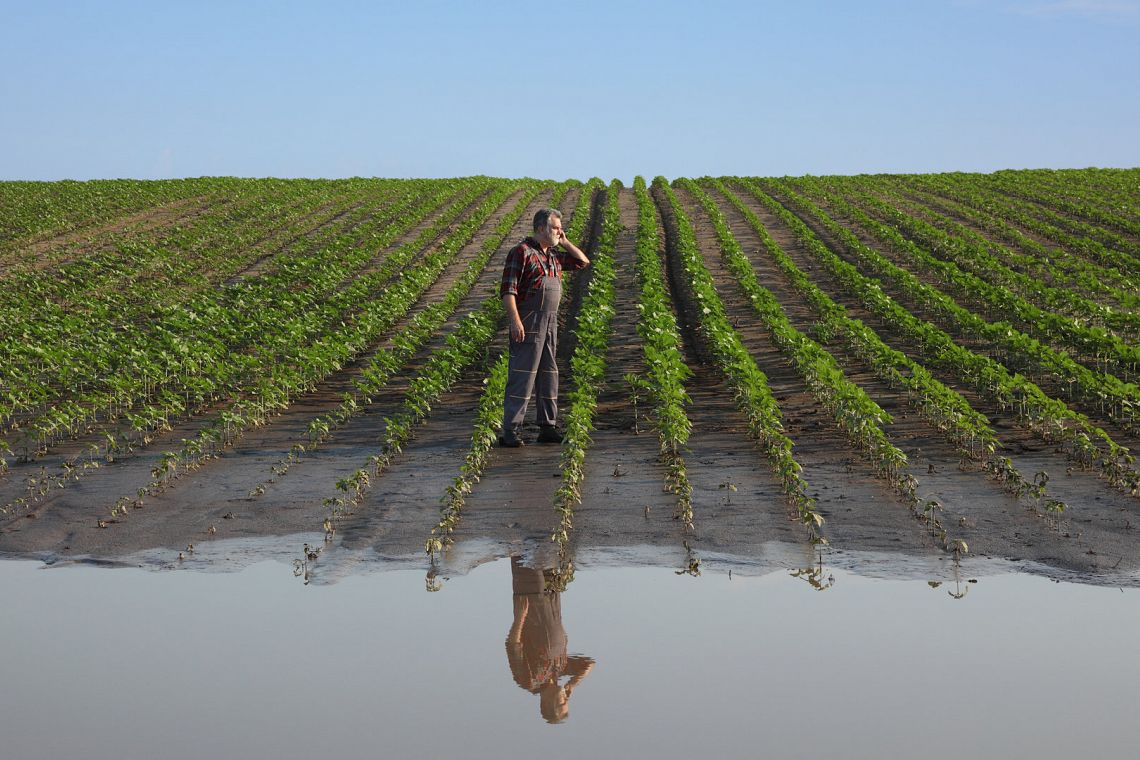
<box><xmin>1</xmin><ymin>169</ymin><xmax>1139</xmax><ymax>583</ymax></box>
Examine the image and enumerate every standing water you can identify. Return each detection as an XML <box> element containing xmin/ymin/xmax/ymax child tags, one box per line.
<box><xmin>2</xmin><ymin>541</ymin><xmax>1138</xmax><ymax>760</ymax></box>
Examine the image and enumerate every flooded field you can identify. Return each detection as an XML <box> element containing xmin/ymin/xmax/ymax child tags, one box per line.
<box><xmin>3</xmin><ymin>545</ymin><xmax>1139</xmax><ymax>760</ymax></box>
<box><xmin>5</xmin><ymin>171</ymin><xmax>1140</xmax><ymax>756</ymax></box>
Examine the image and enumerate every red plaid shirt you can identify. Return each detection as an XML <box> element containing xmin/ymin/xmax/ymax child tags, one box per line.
<box><xmin>499</xmin><ymin>236</ymin><xmax>587</xmax><ymax>305</ymax></box>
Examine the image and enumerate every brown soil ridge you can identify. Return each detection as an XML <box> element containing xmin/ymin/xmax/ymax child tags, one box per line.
<box><xmin>649</xmin><ymin>181</ymin><xmax>831</xmax><ymax>561</ymax></box>
<box><xmin>793</xmin><ymin>181</ymin><xmax>1140</xmax><ymax>448</ymax></box>
<box><xmin>567</xmin><ymin>186</ymin><xmax>690</xmax><ymax>570</ymax></box>
<box><xmin>3</xmin><ymin>196</ymin><xmax>214</xmax><ymax>270</ymax></box>
<box><xmin>0</xmin><ymin>186</ymin><xmax>552</xmax><ymax>566</ymax></box>
<box><xmin>670</xmin><ymin>183</ymin><xmax>938</xmax><ymax>558</ymax></box>
<box><xmin>705</xmin><ymin>182</ymin><xmax>1139</xmax><ymax>575</ymax></box>
<box><xmin>0</xmin><ymin>186</ymin><xmax>532</xmax><ymax>520</ymax></box>
<box><xmin>897</xmin><ymin>183</ymin><xmax>1139</xmax><ymax>306</ymax></box>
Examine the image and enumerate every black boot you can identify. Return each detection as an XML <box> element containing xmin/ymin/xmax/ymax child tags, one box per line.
<box><xmin>537</xmin><ymin>425</ymin><xmax>564</xmax><ymax>444</ymax></box>
<box><xmin>499</xmin><ymin>428</ymin><xmax>524</xmax><ymax>448</ymax></box>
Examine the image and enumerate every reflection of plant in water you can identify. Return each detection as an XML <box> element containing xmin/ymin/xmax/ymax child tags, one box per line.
<box><xmin>789</xmin><ymin>566</ymin><xmax>836</xmax><ymax>590</ymax></box>
<box><xmin>632</xmin><ymin>178</ymin><xmax>694</xmax><ymax>531</ymax></box>
<box><xmin>789</xmin><ymin>548</ymin><xmax>835</xmax><ymax>590</ymax></box>
<box><xmin>425</xmin><ymin>563</ymin><xmax>443</xmax><ymax>593</ymax></box>
<box><xmin>676</xmin><ymin>540</ymin><xmax>701</xmax><ymax>576</ymax></box>
<box><xmin>947</xmin><ymin>575</ymin><xmax>975</xmax><ymax>600</ymax></box>
<box><xmin>292</xmin><ymin>542</ymin><xmax>321</xmax><ymax>585</ymax></box>
<box><xmin>546</xmin><ymin>552</ymin><xmax>576</xmax><ymax>593</ymax></box>
<box><xmin>946</xmin><ymin>540</ymin><xmax>971</xmax><ymax>598</ymax></box>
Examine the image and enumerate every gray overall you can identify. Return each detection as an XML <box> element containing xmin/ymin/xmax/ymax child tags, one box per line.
<box><xmin>503</xmin><ymin>257</ymin><xmax>562</xmax><ymax>432</ymax></box>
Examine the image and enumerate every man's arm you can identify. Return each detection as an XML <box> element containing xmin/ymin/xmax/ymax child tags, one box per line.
<box><xmin>504</xmin><ymin>293</ymin><xmax>525</xmax><ymax>342</ymax></box>
<box><xmin>501</xmin><ymin>245</ymin><xmax>526</xmax><ymax>341</ymax></box>
<box><xmin>509</xmin><ymin>594</ymin><xmax>529</xmax><ymax>644</ymax></box>
<box><xmin>564</xmin><ymin>656</ymin><xmax>595</xmax><ymax>695</ymax></box>
<box><xmin>556</xmin><ymin>230</ymin><xmax>590</xmax><ymax>268</ymax></box>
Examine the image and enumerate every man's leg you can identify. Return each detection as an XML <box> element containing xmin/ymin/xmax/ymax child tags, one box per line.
<box><xmin>534</xmin><ymin>312</ymin><xmax>559</xmax><ymax>430</ymax></box>
<box><xmin>503</xmin><ymin>319</ymin><xmax>542</xmax><ymax>439</ymax></box>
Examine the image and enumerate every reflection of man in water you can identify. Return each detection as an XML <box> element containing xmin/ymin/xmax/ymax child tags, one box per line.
<box><xmin>506</xmin><ymin>556</ymin><xmax>594</xmax><ymax>724</ymax></box>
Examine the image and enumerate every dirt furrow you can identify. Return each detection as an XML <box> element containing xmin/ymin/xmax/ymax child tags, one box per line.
<box><xmin>672</xmin><ymin>184</ymin><xmax>937</xmax><ymax>560</ymax></box>
<box><xmin>221</xmin><ymin>188</ymin><xmax>384</xmax><ymax>284</ymax></box>
<box><xmin>5</xmin><ymin>195</ymin><xmax>219</xmax><ymax>272</ymax></box>
<box><xmin>564</xmin><ymin>187</ymin><xmax>689</xmax><ymax>570</ymax></box>
<box><xmin>991</xmin><ymin>185</ymin><xmax>1140</xmax><ymax>249</ymax></box>
<box><xmin>0</xmin><ymin>188</ymin><xmax>534</xmax><ymax>549</ymax></box>
<box><xmin>798</xmin><ymin>185</ymin><xmax>1140</xmax><ymax>447</ymax></box>
<box><xmin>171</xmin><ymin>187</ymin><xmax>554</xmax><ymax>572</ymax></box>
<box><xmin>437</xmin><ymin>187</ymin><xmax>605</xmax><ymax>571</ymax></box>
<box><xmin>720</xmin><ymin>182</ymin><xmax>1140</xmax><ymax>572</ymax></box>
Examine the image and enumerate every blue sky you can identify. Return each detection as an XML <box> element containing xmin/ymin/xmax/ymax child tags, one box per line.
<box><xmin>2</xmin><ymin>0</ymin><xmax>1138</xmax><ymax>180</ymax></box>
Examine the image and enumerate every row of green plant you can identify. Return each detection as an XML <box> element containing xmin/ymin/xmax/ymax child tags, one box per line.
<box><xmin>797</xmin><ymin>177</ymin><xmax>1140</xmax><ymax>380</ymax></box>
<box><xmin>16</xmin><ymin>178</ymin><xmax>477</xmax><ymax>434</ymax></box>
<box><xmin>316</xmin><ymin>184</ymin><xmax>606</xmax><ymax>533</ymax></box>
<box><xmin>632</xmin><ymin>177</ymin><xmax>694</xmax><ymax>526</ymax></box>
<box><xmin>869</xmin><ymin>176</ymin><xmax>1140</xmax><ymax>315</ymax></box>
<box><xmin>679</xmin><ymin>178</ymin><xmax>913</xmax><ymax>495</ymax></box>
<box><xmin>552</xmin><ymin>179</ymin><xmax>621</xmax><ymax>546</ymax></box>
<box><xmin>326</xmin><ymin>268</ymin><xmax>524</xmax><ymax>535</ymax></box>
<box><xmin>252</xmin><ymin>181</ymin><xmax>578</xmax><ymax>494</ymax></box>
<box><xmin>0</xmin><ymin>179</ymin><xmax>409</xmax><ymax>443</ymax></box>
<box><xmin>4</xmin><ymin>192</ymin><xmax>226</xmax><ymax>278</ymax></box>
<box><xmin>1</xmin><ymin>180</ymin><xmax>503</xmax><ymax>510</ymax></box>
<box><xmin>905</xmin><ymin>173</ymin><xmax>1140</xmax><ymax>279</ymax></box>
<box><xmin>2</xmin><ymin>178</ymin><xmax>349</xmax><ymax>322</ymax></box>
<box><xmin>984</xmin><ymin>171</ymin><xmax>1140</xmax><ymax>251</ymax></box>
<box><xmin>830</xmin><ymin>176</ymin><xmax>1140</xmax><ymax>341</ymax></box>
<box><xmin>767</xmin><ymin>179</ymin><xmax>1140</xmax><ymax>438</ymax></box>
<box><xmin>708</xmin><ymin>178</ymin><xmax>1057</xmax><ymax>513</ymax></box>
<box><xmin>1</xmin><ymin>181</ymin><xmax>368</xmax><ymax>475</ymax></box>
<box><xmin>651</xmin><ymin>177</ymin><xmax>823</xmax><ymax>534</ymax></box>
<box><xmin>427</xmin><ymin>179</ymin><xmax>601</xmax><ymax>554</ymax></box>
<box><xmin>0</xmin><ymin>178</ymin><xmax>226</xmax><ymax>255</ymax></box>
<box><xmin>987</xmin><ymin>168</ymin><xmax>1140</xmax><ymax>215</ymax></box>
<box><xmin>142</xmin><ymin>181</ymin><xmax>538</xmax><ymax>501</ymax></box>
<box><xmin>738</xmin><ymin>178</ymin><xmax>1139</xmax><ymax>497</ymax></box>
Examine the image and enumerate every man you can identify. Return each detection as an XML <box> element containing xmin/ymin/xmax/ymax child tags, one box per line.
<box><xmin>499</xmin><ymin>207</ymin><xmax>590</xmax><ymax>447</ymax></box>
<box><xmin>505</xmin><ymin>555</ymin><xmax>595</xmax><ymax>723</ymax></box>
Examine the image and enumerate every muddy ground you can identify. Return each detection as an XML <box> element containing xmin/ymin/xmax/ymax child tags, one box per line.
<box><xmin>2</xmin><ymin>185</ymin><xmax>1138</xmax><ymax>587</ymax></box>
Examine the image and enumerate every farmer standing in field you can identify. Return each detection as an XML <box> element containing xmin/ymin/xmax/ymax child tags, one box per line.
<box><xmin>499</xmin><ymin>207</ymin><xmax>590</xmax><ymax>447</ymax></box>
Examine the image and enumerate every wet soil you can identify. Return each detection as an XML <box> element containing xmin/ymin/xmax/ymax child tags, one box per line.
<box><xmin>2</xmin><ymin>183</ymin><xmax>1138</xmax><ymax>587</ymax></box>
<box><xmin>789</xmin><ymin>181</ymin><xmax>1140</xmax><ymax>446</ymax></box>
<box><xmin>667</xmin><ymin>185</ymin><xmax>937</xmax><ymax>560</ymax></box>
<box><xmin>715</xmin><ymin>182</ymin><xmax>1140</xmax><ymax>576</ymax></box>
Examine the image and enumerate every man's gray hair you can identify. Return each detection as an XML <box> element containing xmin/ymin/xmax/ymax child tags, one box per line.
<box><xmin>532</xmin><ymin>208</ymin><xmax>562</xmax><ymax>232</ymax></box>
